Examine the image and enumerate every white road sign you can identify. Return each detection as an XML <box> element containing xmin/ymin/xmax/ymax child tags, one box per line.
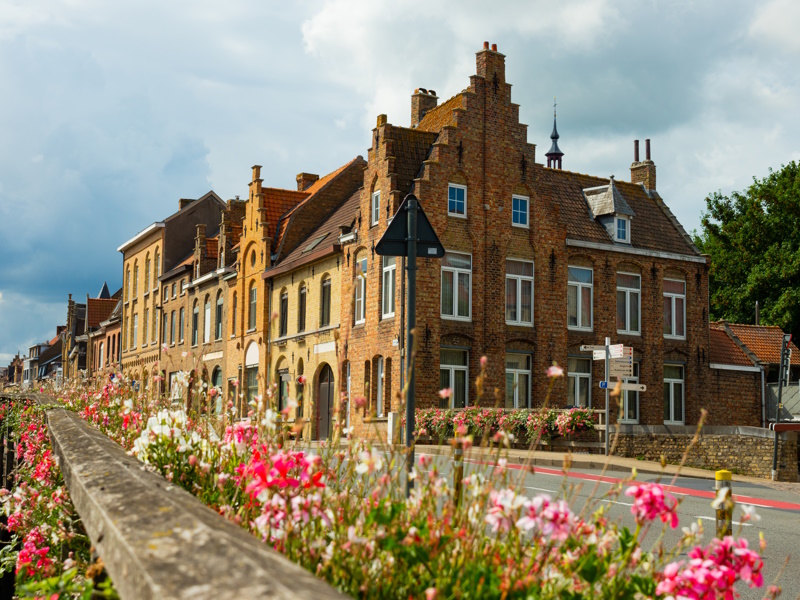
<box><xmin>599</xmin><ymin>382</ymin><xmax>647</xmax><ymax>392</ymax></box>
<box><xmin>581</xmin><ymin>345</ymin><xmax>607</xmax><ymax>352</ymax></box>
<box><xmin>609</xmin><ymin>344</ymin><xmax>624</xmax><ymax>359</ymax></box>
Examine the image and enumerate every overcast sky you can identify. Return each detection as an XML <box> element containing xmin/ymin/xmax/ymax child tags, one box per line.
<box><xmin>2</xmin><ymin>0</ymin><xmax>799</xmax><ymax>362</ymax></box>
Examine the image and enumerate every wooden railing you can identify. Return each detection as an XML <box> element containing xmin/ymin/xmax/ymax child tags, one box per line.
<box><xmin>0</xmin><ymin>392</ymin><xmax>346</xmax><ymax>600</ymax></box>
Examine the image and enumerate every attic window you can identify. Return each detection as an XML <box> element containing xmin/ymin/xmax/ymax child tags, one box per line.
<box><xmin>615</xmin><ymin>216</ymin><xmax>630</xmax><ymax>243</ymax></box>
<box><xmin>303</xmin><ymin>234</ymin><xmax>328</xmax><ymax>253</ymax></box>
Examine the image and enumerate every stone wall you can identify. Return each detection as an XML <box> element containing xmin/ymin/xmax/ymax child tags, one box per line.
<box><xmin>612</xmin><ymin>424</ymin><xmax>798</xmax><ymax>481</ymax></box>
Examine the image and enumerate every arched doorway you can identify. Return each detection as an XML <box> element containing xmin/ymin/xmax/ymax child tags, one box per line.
<box><xmin>317</xmin><ymin>364</ymin><xmax>334</xmax><ymax>440</ymax></box>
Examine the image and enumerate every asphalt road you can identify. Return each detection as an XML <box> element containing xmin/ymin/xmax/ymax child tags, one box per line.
<box><xmin>415</xmin><ymin>451</ymin><xmax>800</xmax><ymax>600</ymax></box>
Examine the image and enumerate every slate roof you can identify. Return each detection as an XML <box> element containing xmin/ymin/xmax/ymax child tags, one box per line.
<box><xmin>86</xmin><ymin>298</ymin><xmax>118</xmax><ymax>329</ymax></box>
<box><xmin>267</xmin><ymin>188</ymin><xmax>362</xmax><ymax>276</ymax></box>
<box><xmin>416</xmin><ymin>93</ymin><xmax>465</xmax><ymax>133</ymax></box>
<box><xmin>709</xmin><ymin>326</ymin><xmax>755</xmax><ymax>367</ymax></box>
<box><xmin>534</xmin><ymin>165</ymin><xmax>699</xmax><ymax>256</ymax></box>
<box><xmin>725</xmin><ymin>323</ymin><xmax>800</xmax><ymax>366</ymax></box>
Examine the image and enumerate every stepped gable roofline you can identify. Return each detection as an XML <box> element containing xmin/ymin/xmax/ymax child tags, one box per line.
<box><xmin>723</xmin><ymin>322</ymin><xmax>800</xmax><ymax>366</ymax></box>
<box><xmin>583</xmin><ymin>176</ymin><xmax>635</xmax><ymax>218</ymax></box>
<box><xmin>415</xmin><ymin>92</ymin><xmax>466</xmax><ymax>133</ymax></box>
<box><xmin>272</xmin><ymin>156</ymin><xmax>366</xmax><ymax>262</ymax></box>
<box><xmin>709</xmin><ymin>324</ymin><xmax>757</xmax><ymax>367</ymax></box>
<box><xmin>534</xmin><ymin>164</ymin><xmax>699</xmax><ymax>257</ymax></box>
<box><xmin>264</xmin><ymin>187</ymin><xmax>362</xmax><ymax>280</ymax></box>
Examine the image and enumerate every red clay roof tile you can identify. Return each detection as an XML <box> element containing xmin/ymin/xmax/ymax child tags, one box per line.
<box><xmin>86</xmin><ymin>298</ymin><xmax>118</xmax><ymax>329</ymax></box>
<box><xmin>709</xmin><ymin>327</ymin><xmax>755</xmax><ymax>367</ymax></box>
<box><xmin>725</xmin><ymin>323</ymin><xmax>800</xmax><ymax>365</ymax></box>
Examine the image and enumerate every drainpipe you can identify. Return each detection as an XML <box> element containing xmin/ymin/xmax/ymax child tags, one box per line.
<box><xmin>400</xmin><ymin>256</ymin><xmax>406</xmax><ymax>392</ymax></box>
<box><xmin>761</xmin><ymin>364</ymin><xmax>766</xmax><ymax>428</ymax></box>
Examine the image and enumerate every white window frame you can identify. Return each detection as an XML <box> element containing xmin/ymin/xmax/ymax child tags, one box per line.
<box><xmin>376</xmin><ymin>356</ymin><xmax>384</xmax><ymax>417</ymax></box>
<box><xmin>132</xmin><ymin>314</ymin><xmax>138</xmax><ymax>349</ymax></box>
<box><xmin>567</xmin><ymin>266</ymin><xmax>593</xmax><ymax>331</ymax></box>
<box><xmin>616</xmin><ymin>272</ymin><xmax>641</xmax><ymax>335</ymax></box>
<box><xmin>346</xmin><ymin>362</ymin><xmax>351</xmax><ymax>429</ymax></box>
<box><xmin>354</xmin><ymin>256</ymin><xmax>367</xmax><ymax>325</ymax></box>
<box><xmin>567</xmin><ymin>357</ymin><xmax>592</xmax><ymax>408</ymax></box>
<box><xmin>620</xmin><ymin>362</ymin><xmax>640</xmax><ymax>423</ymax></box>
<box><xmin>203</xmin><ymin>299</ymin><xmax>211</xmax><ymax>344</ymax></box>
<box><xmin>382</xmin><ymin>256</ymin><xmax>396</xmax><ymax>318</ymax></box>
<box><xmin>663</xmin><ymin>364</ymin><xmax>685</xmax><ymax>425</ymax></box>
<box><xmin>440</xmin><ymin>349</ymin><xmax>469</xmax><ymax>409</ymax></box>
<box><xmin>663</xmin><ymin>279</ymin><xmax>686</xmax><ymax>340</ymax></box>
<box><xmin>505</xmin><ymin>259</ymin><xmax>534</xmax><ymax>326</ymax></box>
<box><xmin>371</xmin><ymin>190</ymin><xmax>380</xmax><ymax>226</ymax></box>
<box><xmin>448</xmin><ymin>183</ymin><xmax>467</xmax><ymax>218</ymax></box>
<box><xmin>505</xmin><ymin>353</ymin><xmax>531</xmax><ymax>409</ymax></box>
<box><xmin>615</xmin><ymin>215</ymin><xmax>630</xmax><ymax>243</ymax></box>
<box><xmin>441</xmin><ymin>251</ymin><xmax>472</xmax><ymax>321</ymax></box>
<box><xmin>248</xmin><ymin>285</ymin><xmax>257</xmax><ymax>331</ymax></box>
<box><xmin>179</xmin><ymin>307</ymin><xmax>185</xmax><ymax>343</ymax></box>
<box><xmin>512</xmin><ymin>194</ymin><xmax>529</xmax><ymax>228</ymax></box>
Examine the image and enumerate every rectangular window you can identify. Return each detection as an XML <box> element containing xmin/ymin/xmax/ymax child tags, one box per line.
<box><xmin>663</xmin><ymin>279</ymin><xmax>686</xmax><ymax>338</ymax></box>
<box><xmin>616</xmin><ymin>273</ymin><xmax>641</xmax><ymax>335</ymax></box>
<box><xmin>505</xmin><ymin>353</ymin><xmax>531</xmax><ymax>409</ymax></box>
<box><xmin>170</xmin><ymin>311</ymin><xmax>176</xmax><ymax>345</ymax></box>
<box><xmin>278</xmin><ymin>370</ymin><xmax>289</xmax><ymax>413</ymax></box>
<box><xmin>663</xmin><ymin>364</ymin><xmax>684</xmax><ymax>424</ymax></box>
<box><xmin>621</xmin><ymin>362</ymin><xmax>640</xmax><ymax>423</ymax></box>
<box><xmin>132</xmin><ymin>314</ymin><xmax>138</xmax><ymax>349</ymax></box>
<box><xmin>441</xmin><ymin>251</ymin><xmax>471</xmax><ymax>320</ymax></box>
<box><xmin>143</xmin><ymin>308</ymin><xmax>149</xmax><ymax>345</ymax></box>
<box><xmin>164</xmin><ymin>287</ymin><xmax>169</xmax><ymax>302</ymax></box>
<box><xmin>192</xmin><ymin>307</ymin><xmax>199</xmax><ymax>346</ymax></box>
<box><xmin>279</xmin><ymin>291</ymin><xmax>289</xmax><ymax>337</ymax></box>
<box><xmin>298</xmin><ymin>287</ymin><xmax>307</xmax><ymax>332</ymax></box>
<box><xmin>506</xmin><ymin>259</ymin><xmax>534</xmax><ymax>325</ymax></box>
<box><xmin>248</xmin><ymin>286</ymin><xmax>257</xmax><ymax>330</ymax></box>
<box><xmin>203</xmin><ymin>301</ymin><xmax>211</xmax><ymax>344</ymax></box>
<box><xmin>382</xmin><ymin>256</ymin><xmax>396</xmax><ymax>318</ymax></box>
<box><xmin>448</xmin><ymin>184</ymin><xmax>466</xmax><ymax>217</ymax></box>
<box><xmin>376</xmin><ymin>357</ymin><xmax>384</xmax><ymax>417</ymax></box>
<box><xmin>163</xmin><ymin>313</ymin><xmax>168</xmax><ymax>346</ymax></box>
<box><xmin>440</xmin><ymin>349</ymin><xmax>468</xmax><ymax>409</ymax></box>
<box><xmin>512</xmin><ymin>195</ymin><xmax>529</xmax><ymax>228</ymax></box>
<box><xmin>371</xmin><ymin>190</ymin><xmax>380</xmax><ymax>226</ymax></box>
<box><xmin>215</xmin><ymin>297</ymin><xmax>223</xmax><ymax>340</ymax></box>
<box><xmin>245</xmin><ymin>367</ymin><xmax>258</xmax><ymax>419</ymax></box>
<box><xmin>179</xmin><ymin>308</ymin><xmax>185</xmax><ymax>343</ymax></box>
<box><xmin>567</xmin><ymin>357</ymin><xmax>591</xmax><ymax>408</ymax></box>
<box><xmin>320</xmin><ymin>279</ymin><xmax>331</xmax><ymax>327</ymax></box>
<box><xmin>615</xmin><ymin>216</ymin><xmax>629</xmax><ymax>243</ymax></box>
<box><xmin>172</xmin><ymin>283</ymin><xmax>176</xmax><ymax>299</ymax></box>
<box><xmin>354</xmin><ymin>257</ymin><xmax>367</xmax><ymax>325</ymax></box>
<box><xmin>567</xmin><ymin>266</ymin><xmax>593</xmax><ymax>330</ymax></box>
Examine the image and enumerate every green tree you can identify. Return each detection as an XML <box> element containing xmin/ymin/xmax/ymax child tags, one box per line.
<box><xmin>695</xmin><ymin>161</ymin><xmax>800</xmax><ymax>340</ymax></box>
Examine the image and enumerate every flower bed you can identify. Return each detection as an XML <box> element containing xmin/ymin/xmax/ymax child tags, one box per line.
<box><xmin>0</xmin><ymin>399</ymin><xmax>117</xmax><ymax>598</ymax></box>
<box><xmin>41</xmin><ymin>375</ymin><xmax>777</xmax><ymax>599</ymax></box>
<box><xmin>415</xmin><ymin>406</ymin><xmax>596</xmax><ymax>445</ymax></box>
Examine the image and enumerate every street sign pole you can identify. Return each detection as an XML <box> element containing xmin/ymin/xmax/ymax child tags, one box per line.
<box><xmin>772</xmin><ymin>333</ymin><xmax>792</xmax><ymax>480</ymax></box>
<box><xmin>605</xmin><ymin>337</ymin><xmax>610</xmax><ymax>456</ymax></box>
<box><xmin>405</xmin><ymin>197</ymin><xmax>418</xmax><ymax>497</ymax></box>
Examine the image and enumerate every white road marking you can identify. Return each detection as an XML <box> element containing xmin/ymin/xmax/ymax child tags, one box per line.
<box><xmin>694</xmin><ymin>515</ymin><xmax>751</xmax><ymax>527</ymax></box>
<box><xmin>524</xmin><ymin>485</ymin><xmax>558</xmax><ymax>493</ymax></box>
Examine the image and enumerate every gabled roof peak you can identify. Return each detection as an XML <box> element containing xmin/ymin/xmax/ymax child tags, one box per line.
<box><xmin>583</xmin><ymin>177</ymin><xmax>635</xmax><ymax>219</ymax></box>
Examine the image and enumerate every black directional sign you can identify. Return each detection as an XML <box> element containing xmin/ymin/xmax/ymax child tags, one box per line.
<box><xmin>375</xmin><ymin>195</ymin><xmax>445</xmax><ymax>258</ymax></box>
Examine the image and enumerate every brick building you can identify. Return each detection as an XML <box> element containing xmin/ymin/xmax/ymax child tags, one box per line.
<box><xmin>339</xmin><ymin>42</ymin><xmax>718</xmax><ymax>437</ymax></box>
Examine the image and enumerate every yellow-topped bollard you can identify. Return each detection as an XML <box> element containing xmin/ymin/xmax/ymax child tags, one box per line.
<box><xmin>715</xmin><ymin>470</ymin><xmax>733</xmax><ymax>538</ymax></box>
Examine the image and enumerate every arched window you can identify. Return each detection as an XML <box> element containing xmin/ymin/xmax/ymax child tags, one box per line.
<box><xmin>215</xmin><ymin>291</ymin><xmax>224</xmax><ymax>340</ymax></box>
<box><xmin>298</xmin><ymin>286</ymin><xmax>307</xmax><ymax>332</ymax></box>
<box><xmin>179</xmin><ymin>307</ymin><xmax>185</xmax><ymax>343</ymax></box>
<box><xmin>154</xmin><ymin>248</ymin><xmax>161</xmax><ymax>280</ymax></box>
<box><xmin>125</xmin><ymin>267</ymin><xmax>131</xmax><ymax>302</ymax></box>
<box><xmin>320</xmin><ymin>277</ymin><xmax>331</xmax><ymax>327</ymax></box>
<box><xmin>133</xmin><ymin>261</ymin><xmax>139</xmax><ymax>297</ymax></box>
<box><xmin>211</xmin><ymin>367</ymin><xmax>223</xmax><ymax>414</ymax></box>
<box><xmin>203</xmin><ymin>296</ymin><xmax>211</xmax><ymax>343</ymax></box>
<box><xmin>232</xmin><ymin>292</ymin><xmax>238</xmax><ymax>335</ymax></box>
<box><xmin>279</xmin><ymin>289</ymin><xmax>289</xmax><ymax>337</ymax></box>
<box><xmin>192</xmin><ymin>300</ymin><xmax>199</xmax><ymax>346</ymax></box>
<box><xmin>248</xmin><ymin>282</ymin><xmax>257</xmax><ymax>330</ymax></box>
<box><xmin>99</xmin><ymin>342</ymin><xmax>104</xmax><ymax>369</ymax></box>
<box><xmin>144</xmin><ymin>254</ymin><xmax>150</xmax><ymax>293</ymax></box>
<box><xmin>354</xmin><ymin>251</ymin><xmax>367</xmax><ymax>325</ymax></box>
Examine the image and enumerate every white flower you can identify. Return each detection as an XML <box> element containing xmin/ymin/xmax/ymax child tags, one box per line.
<box><xmin>711</xmin><ymin>487</ymin><xmax>731</xmax><ymax>509</ymax></box>
<box><xmin>261</xmin><ymin>409</ymin><xmax>278</xmax><ymax>430</ymax></box>
<box><xmin>741</xmin><ymin>504</ymin><xmax>761</xmax><ymax>523</ymax></box>
<box><xmin>355</xmin><ymin>449</ymin><xmax>384</xmax><ymax>475</ymax></box>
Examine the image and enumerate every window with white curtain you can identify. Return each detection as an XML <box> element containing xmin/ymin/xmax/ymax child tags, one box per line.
<box><xmin>567</xmin><ymin>266</ymin><xmax>593</xmax><ymax>330</ymax></box>
<box><xmin>440</xmin><ymin>349</ymin><xmax>468</xmax><ymax>408</ymax></box>
<box><xmin>505</xmin><ymin>353</ymin><xmax>531</xmax><ymax>408</ymax></box>
<box><xmin>441</xmin><ymin>252</ymin><xmax>471</xmax><ymax>320</ymax></box>
<box><xmin>506</xmin><ymin>259</ymin><xmax>534</xmax><ymax>325</ymax></box>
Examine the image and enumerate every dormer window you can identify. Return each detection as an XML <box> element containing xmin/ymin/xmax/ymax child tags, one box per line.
<box><xmin>615</xmin><ymin>216</ymin><xmax>630</xmax><ymax>243</ymax></box>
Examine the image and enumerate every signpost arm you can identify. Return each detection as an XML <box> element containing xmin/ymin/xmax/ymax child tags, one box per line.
<box><xmin>772</xmin><ymin>334</ymin><xmax>791</xmax><ymax>480</ymax></box>
<box><xmin>405</xmin><ymin>197</ymin><xmax>417</xmax><ymax>497</ymax></box>
<box><xmin>605</xmin><ymin>337</ymin><xmax>610</xmax><ymax>457</ymax></box>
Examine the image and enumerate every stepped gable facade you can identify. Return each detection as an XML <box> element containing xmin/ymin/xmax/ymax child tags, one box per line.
<box><xmin>341</xmin><ymin>42</ymin><xmax>713</xmax><ymax>439</ymax></box>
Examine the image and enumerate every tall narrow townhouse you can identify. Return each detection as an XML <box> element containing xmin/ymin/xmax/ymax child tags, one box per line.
<box><xmin>158</xmin><ymin>198</ymin><xmax>245</xmax><ymax>408</ymax></box>
<box><xmin>225</xmin><ymin>160</ymin><xmax>365</xmax><ymax>418</ymax></box>
<box><xmin>343</xmin><ymin>42</ymin><xmax>711</xmax><ymax>438</ymax></box>
<box><xmin>118</xmin><ymin>192</ymin><xmax>226</xmax><ymax>386</ymax></box>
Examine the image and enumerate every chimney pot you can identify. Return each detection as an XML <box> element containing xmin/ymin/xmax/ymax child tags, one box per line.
<box><xmin>428</xmin><ymin>89</ymin><xmax>436</xmax><ymax>96</ymax></box>
<box><xmin>410</xmin><ymin>89</ymin><xmax>438</xmax><ymax>127</ymax></box>
<box><xmin>634</xmin><ymin>140</ymin><xmax>640</xmax><ymax>162</ymax></box>
<box><xmin>483</xmin><ymin>41</ymin><xmax>489</xmax><ymax>49</ymax></box>
<box><xmin>645</xmin><ymin>139</ymin><xmax>651</xmax><ymax>161</ymax></box>
<box><xmin>491</xmin><ymin>43</ymin><xmax>497</xmax><ymax>51</ymax></box>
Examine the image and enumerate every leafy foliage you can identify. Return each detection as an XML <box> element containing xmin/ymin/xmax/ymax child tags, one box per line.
<box><xmin>695</xmin><ymin>161</ymin><xmax>800</xmax><ymax>338</ymax></box>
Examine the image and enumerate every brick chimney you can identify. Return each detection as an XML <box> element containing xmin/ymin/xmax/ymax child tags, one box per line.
<box><xmin>476</xmin><ymin>41</ymin><xmax>506</xmax><ymax>90</ymax></box>
<box><xmin>411</xmin><ymin>88</ymin><xmax>438</xmax><ymax>127</ymax></box>
<box><xmin>630</xmin><ymin>138</ymin><xmax>656</xmax><ymax>191</ymax></box>
<box><xmin>179</xmin><ymin>198</ymin><xmax>194</xmax><ymax>210</ymax></box>
<box><xmin>296</xmin><ymin>172</ymin><xmax>319</xmax><ymax>191</ymax></box>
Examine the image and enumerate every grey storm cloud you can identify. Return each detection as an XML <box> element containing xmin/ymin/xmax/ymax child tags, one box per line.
<box><xmin>1</xmin><ymin>0</ymin><xmax>799</xmax><ymax>361</ymax></box>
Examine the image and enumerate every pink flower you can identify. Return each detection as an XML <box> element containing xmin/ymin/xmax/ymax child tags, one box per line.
<box><xmin>546</xmin><ymin>364</ymin><xmax>564</xmax><ymax>378</ymax></box>
<box><xmin>480</xmin><ymin>356</ymin><xmax>488</xmax><ymax>368</ymax></box>
<box><xmin>425</xmin><ymin>588</ymin><xmax>438</xmax><ymax>600</ymax></box>
<box><xmin>188</xmin><ymin>455</ymin><xmax>197</xmax><ymax>467</ymax></box>
<box><xmin>297</xmin><ymin>375</ymin><xmax>307</xmax><ymax>385</ymax></box>
<box><xmin>353</xmin><ymin>396</ymin><xmax>367</xmax><ymax>409</ymax></box>
<box><xmin>625</xmin><ymin>482</ymin><xmax>679</xmax><ymax>528</ymax></box>
<box><xmin>438</xmin><ymin>388</ymin><xmax>452</xmax><ymax>400</ymax></box>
